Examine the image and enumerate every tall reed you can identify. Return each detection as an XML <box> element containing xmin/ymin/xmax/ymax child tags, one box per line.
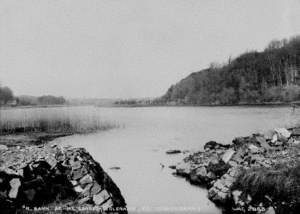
<box><xmin>0</xmin><ymin>106</ymin><xmax>117</xmax><ymax>135</ymax></box>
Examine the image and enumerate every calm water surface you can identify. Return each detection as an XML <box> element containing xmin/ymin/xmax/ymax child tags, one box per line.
<box><xmin>3</xmin><ymin>106</ymin><xmax>299</xmax><ymax>213</ymax></box>
<box><xmin>53</xmin><ymin>106</ymin><xmax>299</xmax><ymax>214</ymax></box>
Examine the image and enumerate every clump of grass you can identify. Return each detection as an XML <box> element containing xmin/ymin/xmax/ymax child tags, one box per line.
<box><xmin>0</xmin><ymin>107</ymin><xmax>118</xmax><ymax>135</ymax></box>
<box><xmin>232</xmin><ymin>162</ymin><xmax>300</xmax><ymax>212</ymax></box>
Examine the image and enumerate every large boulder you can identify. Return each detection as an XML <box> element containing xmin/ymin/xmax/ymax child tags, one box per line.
<box><xmin>255</xmin><ymin>135</ymin><xmax>272</xmax><ymax>150</ymax></box>
<box><xmin>189</xmin><ymin>166</ymin><xmax>208</xmax><ymax>185</ymax></box>
<box><xmin>204</xmin><ymin>141</ymin><xmax>230</xmax><ymax>151</ymax></box>
<box><xmin>274</xmin><ymin>128</ymin><xmax>291</xmax><ymax>139</ymax></box>
<box><xmin>208</xmin><ymin>167</ymin><xmax>240</xmax><ymax>205</ymax></box>
<box><xmin>175</xmin><ymin>162</ymin><xmax>191</xmax><ymax>176</ymax></box>
<box><xmin>207</xmin><ymin>157</ymin><xmax>230</xmax><ymax>178</ymax></box>
<box><xmin>222</xmin><ymin>149</ymin><xmax>235</xmax><ymax>163</ymax></box>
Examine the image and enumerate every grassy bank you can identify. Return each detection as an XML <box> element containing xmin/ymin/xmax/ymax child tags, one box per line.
<box><xmin>0</xmin><ymin>107</ymin><xmax>118</xmax><ymax>135</ymax></box>
<box><xmin>234</xmin><ymin>164</ymin><xmax>300</xmax><ymax>197</ymax></box>
<box><xmin>232</xmin><ymin>151</ymin><xmax>300</xmax><ymax>213</ymax></box>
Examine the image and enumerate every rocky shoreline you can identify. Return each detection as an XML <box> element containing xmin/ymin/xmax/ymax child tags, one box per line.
<box><xmin>174</xmin><ymin>127</ymin><xmax>300</xmax><ymax>214</ymax></box>
<box><xmin>0</xmin><ymin>134</ymin><xmax>127</xmax><ymax>214</ymax></box>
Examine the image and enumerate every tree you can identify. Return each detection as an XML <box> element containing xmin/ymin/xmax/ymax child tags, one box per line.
<box><xmin>0</xmin><ymin>86</ymin><xmax>14</xmax><ymax>105</ymax></box>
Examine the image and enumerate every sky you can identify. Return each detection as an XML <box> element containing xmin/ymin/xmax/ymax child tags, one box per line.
<box><xmin>1</xmin><ymin>0</ymin><xmax>300</xmax><ymax>99</ymax></box>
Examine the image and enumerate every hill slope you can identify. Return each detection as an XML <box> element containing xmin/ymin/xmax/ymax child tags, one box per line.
<box><xmin>160</xmin><ymin>36</ymin><xmax>300</xmax><ymax>105</ymax></box>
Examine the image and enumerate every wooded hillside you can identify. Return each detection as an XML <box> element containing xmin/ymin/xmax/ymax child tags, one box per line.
<box><xmin>160</xmin><ymin>36</ymin><xmax>300</xmax><ymax>105</ymax></box>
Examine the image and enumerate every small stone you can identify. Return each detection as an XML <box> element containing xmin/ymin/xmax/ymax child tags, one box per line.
<box><xmin>232</xmin><ymin>190</ymin><xmax>242</xmax><ymax>205</ymax></box>
<box><xmin>71</xmin><ymin>180</ymin><xmax>78</xmax><ymax>186</ymax></box>
<box><xmin>16</xmin><ymin>169</ymin><xmax>24</xmax><ymax>177</ymax></box>
<box><xmin>90</xmin><ymin>183</ymin><xmax>102</xmax><ymax>195</ymax></box>
<box><xmin>222</xmin><ymin>149</ymin><xmax>235</xmax><ymax>163</ymax></box>
<box><xmin>204</xmin><ymin>141</ymin><xmax>217</xmax><ymax>150</ymax></box>
<box><xmin>101</xmin><ymin>198</ymin><xmax>114</xmax><ymax>211</ymax></box>
<box><xmin>93</xmin><ymin>189</ymin><xmax>110</xmax><ymax>205</ymax></box>
<box><xmin>109</xmin><ymin>166</ymin><xmax>121</xmax><ymax>170</ymax></box>
<box><xmin>246</xmin><ymin>194</ymin><xmax>252</xmax><ymax>203</ymax></box>
<box><xmin>265</xmin><ymin>206</ymin><xmax>275</xmax><ymax>214</ymax></box>
<box><xmin>271</xmin><ymin>134</ymin><xmax>278</xmax><ymax>143</ymax></box>
<box><xmin>4</xmin><ymin>168</ymin><xmax>18</xmax><ymax>175</ymax></box>
<box><xmin>169</xmin><ymin>165</ymin><xmax>176</xmax><ymax>170</ymax></box>
<box><xmin>45</xmin><ymin>157</ymin><xmax>57</xmax><ymax>168</ymax></box>
<box><xmin>248</xmin><ymin>144</ymin><xmax>259</xmax><ymax>153</ymax></box>
<box><xmin>71</xmin><ymin>161</ymin><xmax>82</xmax><ymax>170</ymax></box>
<box><xmin>294</xmin><ymin>140</ymin><xmax>300</xmax><ymax>145</ymax></box>
<box><xmin>275</xmin><ymin>141</ymin><xmax>283</xmax><ymax>146</ymax></box>
<box><xmin>166</xmin><ymin>149</ymin><xmax>181</xmax><ymax>154</ymax></box>
<box><xmin>256</xmin><ymin>136</ymin><xmax>271</xmax><ymax>149</ymax></box>
<box><xmin>79</xmin><ymin>174</ymin><xmax>93</xmax><ymax>185</ymax></box>
<box><xmin>195</xmin><ymin>166</ymin><xmax>207</xmax><ymax>178</ymax></box>
<box><xmin>77</xmin><ymin>156</ymin><xmax>83</xmax><ymax>161</ymax></box>
<box><xmin>82</xmin><ymin>183</ymin><xmax>93</xmax><ymax>197</ymax></box>
<box><xmin>0</xmin><ymin>145</ymin><xmax>8</xmax><ymax>151</ymax></box>
<box><xmin>176</xmin><ymin>162</ymin><xmax>191</xmax><ymax>175</ymax></box>
<box><xmin>78</xmin><ymin>196</ymin><xmax>91</xmax><ymax>205</ymax></box>
<box><xmin>274</xmin><ymin>128</ymin><xmax>291</xmax><ymax>139</ymax></box>
<box><xmin>74</xmin><ymin>185</ymin><xmax>84</xmax><ymax>193</ymax></box>
<box><xmin>9</xmin><ymin>178</ymin><xmax>21</xmax><ymax>199</ymax></box>
<box><xmin>190</xmin><ymin>166</ymin><xmax>208</xmax><ymax>184</ymax></box>
<box><xmin>72</xmin><ymin>167</ymin><xmax>88</xmax><ymax>180</ymax></box>
<box><xmin>207</xmin><ymin>172</ymin><xmax>216</xmax><ymax>180</ymax></box>
<box><xmin>228</xmin><ymin>161</ymin><xmax>238</xmax><ymax>167</ymax></box>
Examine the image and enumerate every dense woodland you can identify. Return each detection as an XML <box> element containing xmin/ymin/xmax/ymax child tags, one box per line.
<box><xmin>159</xmin><ymin>36</ymin><xmax>300</xmax><ymax>105</ymax></box>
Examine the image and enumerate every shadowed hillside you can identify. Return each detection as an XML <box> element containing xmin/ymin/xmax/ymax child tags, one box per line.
<box><xmin>160</xmin><ymin>35</ymin><xmax>300</xmax><ymax>105</ymax></box>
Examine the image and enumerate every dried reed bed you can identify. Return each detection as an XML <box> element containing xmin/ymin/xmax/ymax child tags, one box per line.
<box><xmin>0</xmin><ymin>106</ymin><xmax>118</xmax><ymax>135</ymax></box>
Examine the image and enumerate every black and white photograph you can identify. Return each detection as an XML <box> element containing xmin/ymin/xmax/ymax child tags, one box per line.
<box><xmin>1</xmin><ymin>0</ymin><xmax>300</xmax><ymax>213</ymax></box>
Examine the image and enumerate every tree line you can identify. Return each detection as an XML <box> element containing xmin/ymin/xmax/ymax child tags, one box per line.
<box><xmin>17</xmin><ymin>95</ymin><xmax>66</xmax><ymax>106</ymax></box>
<box><xmin>0</xmin><ymin>85</ymin><xmax>66</xmax><ymax>106</ymax></box>
<box><xmin>159</xmin><ymin>35</ymin><xmax>300</xmax><ymax>105</ymax></box>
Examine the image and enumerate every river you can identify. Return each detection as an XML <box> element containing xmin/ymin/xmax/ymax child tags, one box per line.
<box><xmin>48</xmin><ymin>106</ymin><xmax>299</xmax><ymax>213</ymax></box>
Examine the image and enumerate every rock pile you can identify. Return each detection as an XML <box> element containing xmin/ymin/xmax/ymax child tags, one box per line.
<box><xmin>174</xmin><ymin>127</ymin><xmax>300</xmax><ymax>213</ymax></box>
<box><xmin>0</xmin><ymin>144</ymin><xmax>127</xmax><ymax>213</ymax></box>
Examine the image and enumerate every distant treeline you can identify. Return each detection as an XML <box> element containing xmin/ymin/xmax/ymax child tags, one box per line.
<box><xmin>17</xmin><ymin>95</ymin><xmax>66</xmax><ymax>106</ymax></box>
<box><xmin>158</xmin><ymin>35</ymin><xmax>300</xmax><ymax>105</ymax></box>
<box><xmin>0</xmin><ymin>85</ymin><xmax>66</xmax><ymax>106</ymax></box>
<box><xmin>114</xmin><ymin>98</ymin><xmax>154</xmax><ymax>106</ymax></box>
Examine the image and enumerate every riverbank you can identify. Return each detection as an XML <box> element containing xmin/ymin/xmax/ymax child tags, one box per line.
<box><xmin>173</xmin><ymin>127</ymin><xmax>300</xmax><ymax>213</ymax></box>
<box><xmin>112</xmin><ymin>101</ymin><xmax>300</xmax><ymax>108</ymax></box>
<box><xmin>0</xmin><ymin>133</ymin><xmax>127</xmax><ymax>213</ymax></box>
<box><xmin>0</xmin><ymin>132</ymin><xmax>73</xmax><ymax>147</ymax></box>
